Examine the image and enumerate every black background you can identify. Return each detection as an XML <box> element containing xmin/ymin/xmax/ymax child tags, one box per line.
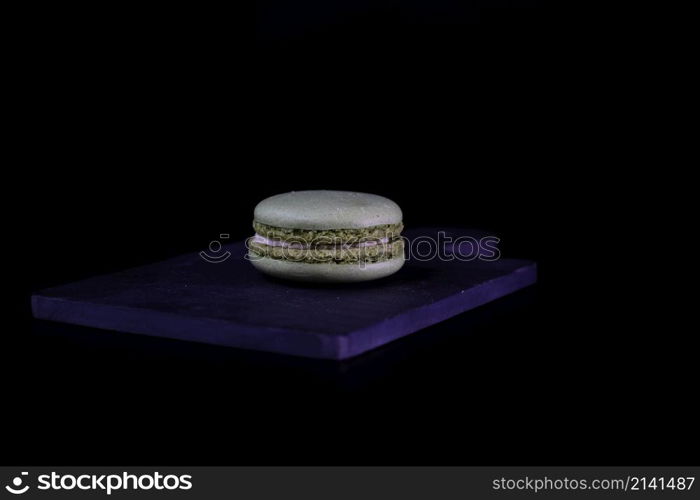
<box><xmin>5</xmin><ymin>2</ymin><xmax>695</xmax><ymax>465</ymax></box>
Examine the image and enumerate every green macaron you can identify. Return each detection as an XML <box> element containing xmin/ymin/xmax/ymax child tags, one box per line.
<box><xmin>248</xmin><ymin>190</ymin><xmax>405</xmax><ymax>283</ymax></box>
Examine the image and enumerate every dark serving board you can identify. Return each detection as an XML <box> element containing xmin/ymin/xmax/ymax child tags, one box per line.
<box><xmin>31</xmin><ymin>228</ymin><xmax>536</xmax><ymax>360</ymax></box>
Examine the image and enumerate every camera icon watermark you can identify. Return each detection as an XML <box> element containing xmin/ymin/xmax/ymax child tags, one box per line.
<box><xmin>199</xmin><ymin>234</ymin><xmax>231</xmax><ymax>263</ymax></box>
<box><xmin>5</xmin><ymin>472</ymin><xmax>29</xmax><ymax>495</ymax></box>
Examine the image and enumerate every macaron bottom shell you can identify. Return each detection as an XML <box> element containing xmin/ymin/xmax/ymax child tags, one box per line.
<box><xmin>248</xmin><ymin>253</ymin><xmax>405</xmax><ymax>283</ymax></box>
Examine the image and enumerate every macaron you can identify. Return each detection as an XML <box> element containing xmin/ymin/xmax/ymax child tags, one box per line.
<box><xmin>248</xmin><ymin>190</ymin><xmax>405</xmax><ymax>283</ymax></box>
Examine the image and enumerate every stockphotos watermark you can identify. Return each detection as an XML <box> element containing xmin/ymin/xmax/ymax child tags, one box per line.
<box><xmin>199</xmin><ymin>231</ymin><xmax>501</xmax><ymax>265</ymax></box>
<box><xmin>4</xmin><ymin>471</ymin><xmax>192</xmax><ymax>496</ymax></box>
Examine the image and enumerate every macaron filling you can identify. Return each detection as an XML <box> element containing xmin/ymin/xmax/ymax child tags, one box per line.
<box><xmin>252</xmin><ymin>221</ymin><xmax>404</xmax><ymax>244</ymax></box>
<box><xmin>248</xmin><ymin>222</ymin><xmax>404</xmax><ymax>264</ymax></box>
<box><xmin>251</xmin><ymin>234</ymin><xmax>391</xmax><ymax>249</ymax></box>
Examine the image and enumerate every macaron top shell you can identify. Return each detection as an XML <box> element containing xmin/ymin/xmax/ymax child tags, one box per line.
<box><xmin>253</xmin><ymin>190</ymin><xmax>402</xmax><ymax>230</ymax></box>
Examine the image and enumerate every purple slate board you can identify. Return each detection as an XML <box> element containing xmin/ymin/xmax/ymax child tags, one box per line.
<box><xmin>31</xmin><ymin>228</ymin><xmax>537</xmax><ymax>360</ymax></box>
